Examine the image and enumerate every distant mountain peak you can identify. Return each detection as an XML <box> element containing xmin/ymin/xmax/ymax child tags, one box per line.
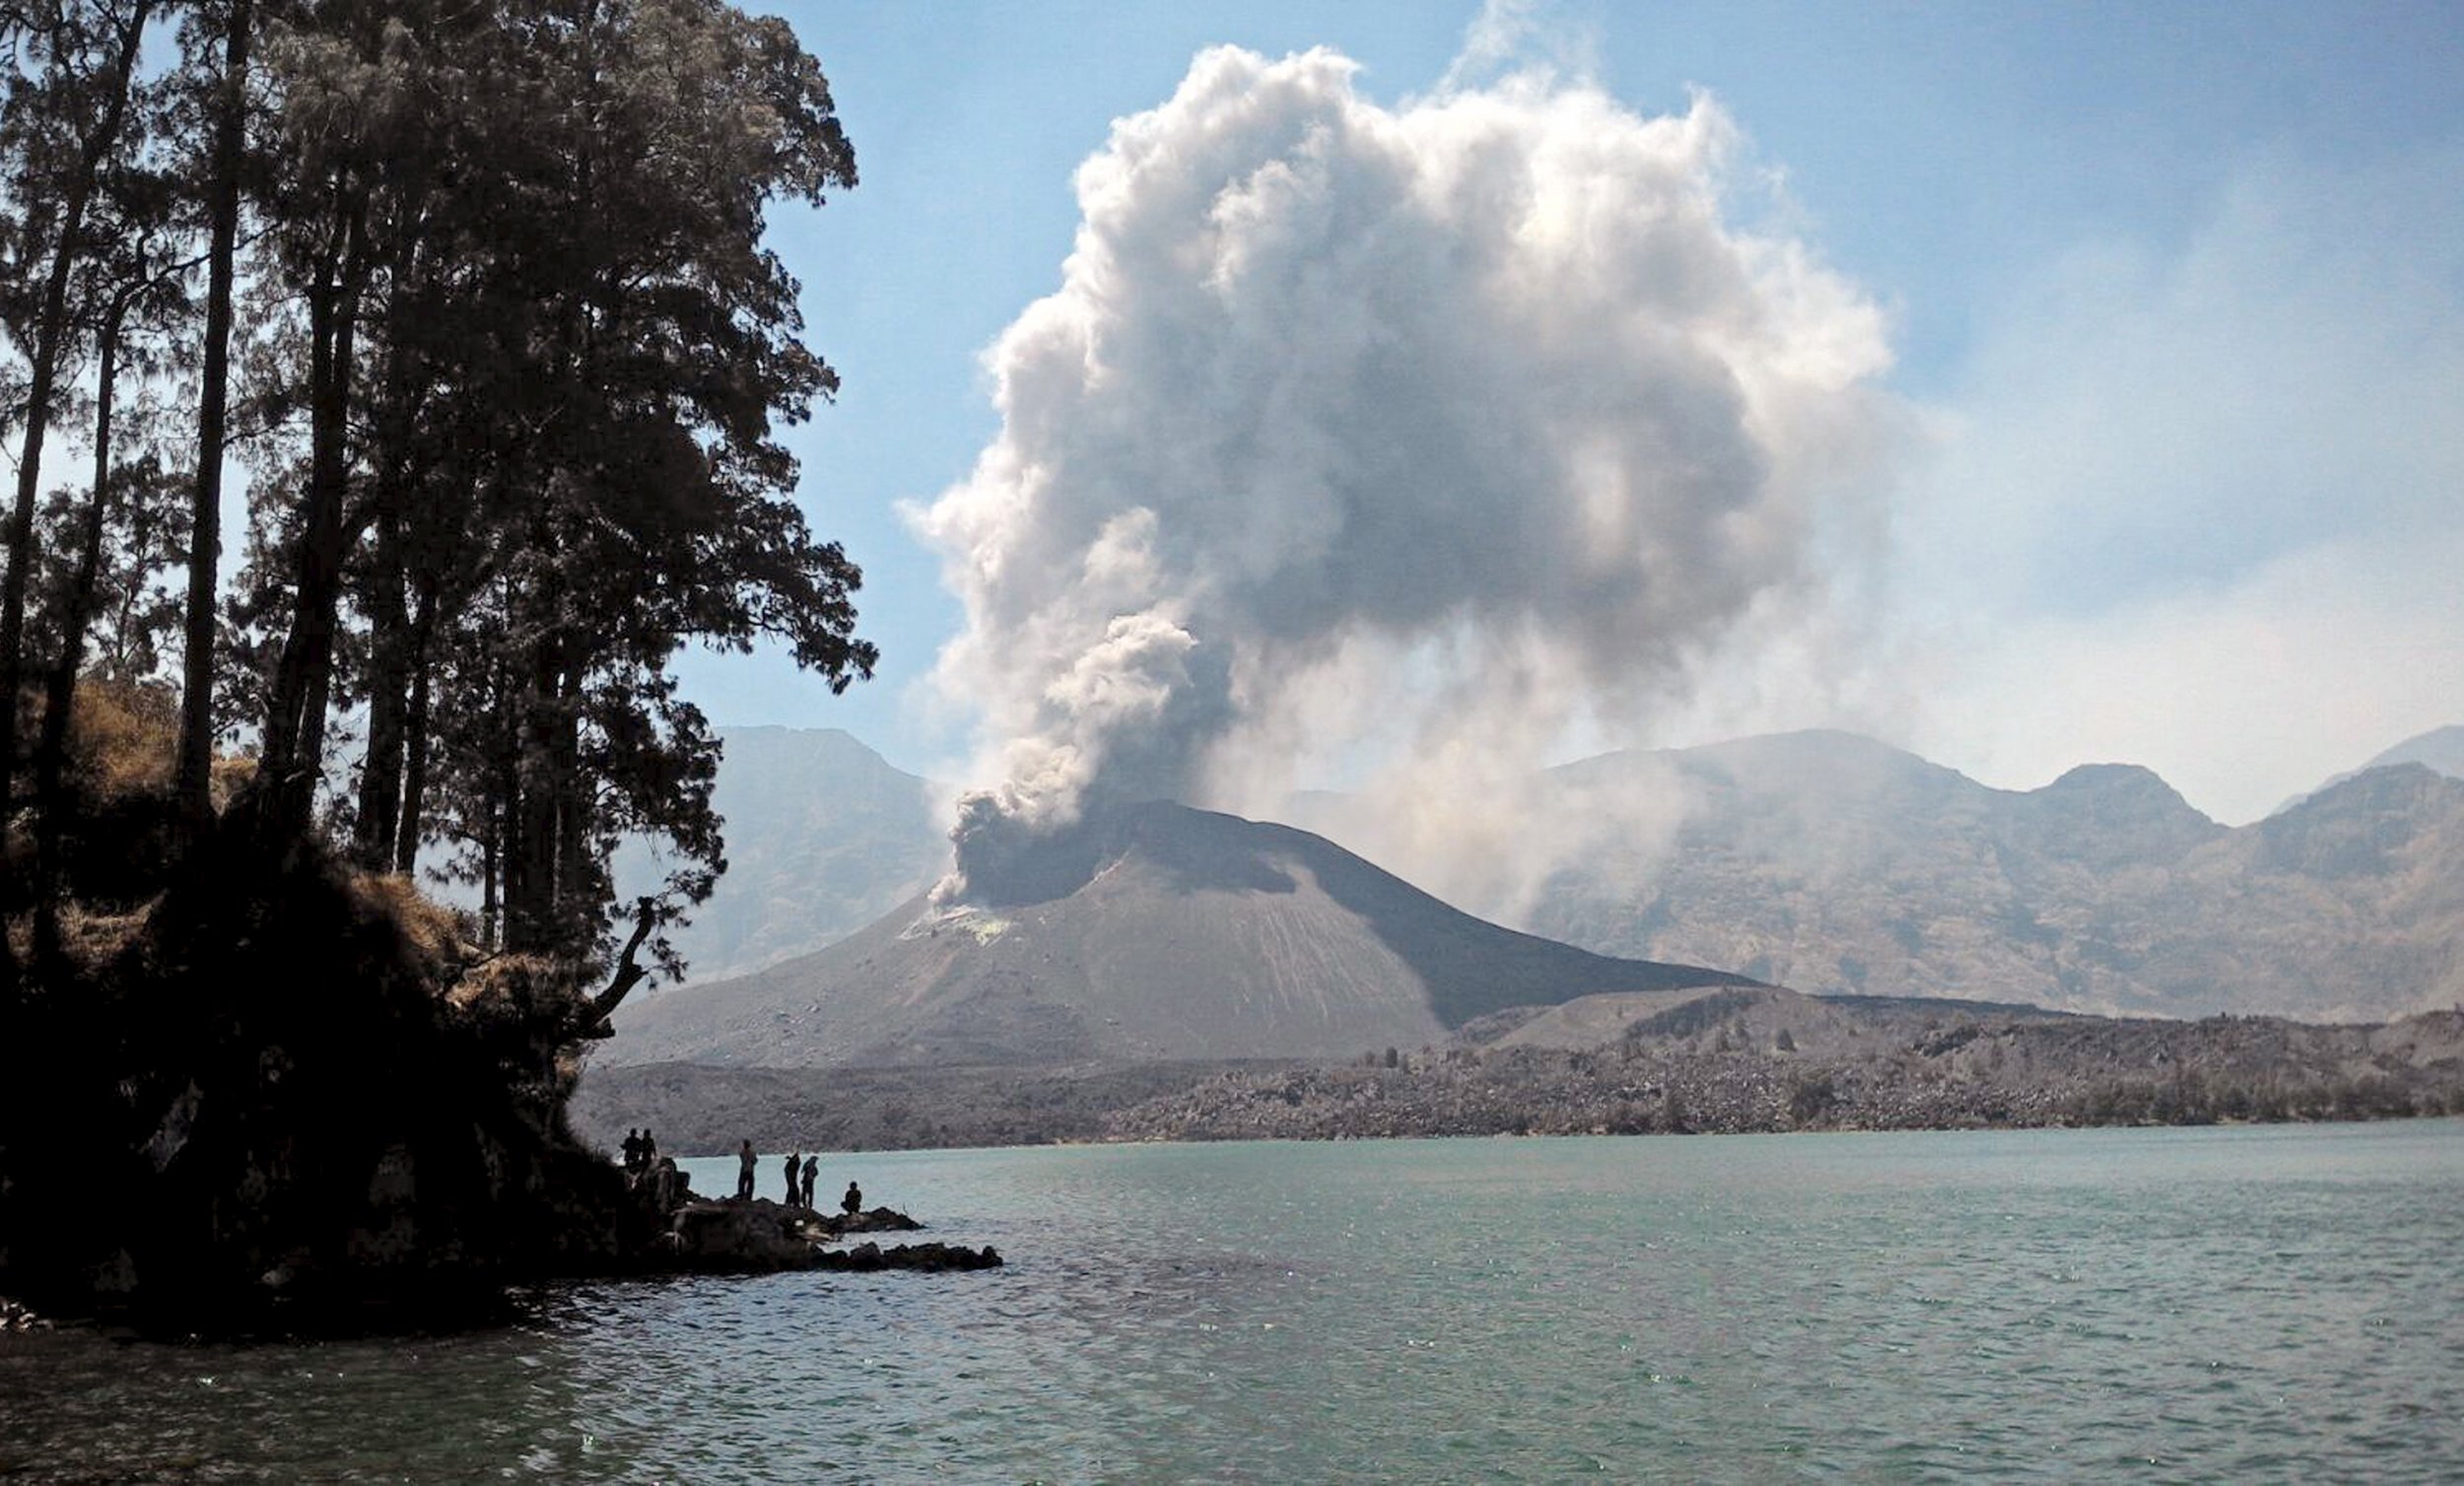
<box><xmin>2274</xmin><ymin>722</ymin><xmax>2464</xmax><ymax>816</ymax></box>
<box><xmin>2362</xmin><ymin>724</ymin><xmax>2464</xmax><ymax>777</ymax></box>
<box><xmin>2041</xmin><ymin>761</ymin><xmax>2170</xmax><ymax>791</ymax></box>
<box><xmin>2032</xmin><ymin>762</ymin><xmax>2215</xmax><ymax>823</ymax></box>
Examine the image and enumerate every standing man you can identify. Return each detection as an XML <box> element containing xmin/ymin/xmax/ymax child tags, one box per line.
<box><xmin>736</xmin><ymin>1138</ymin><xmax>757</xmax><ymax>1201</ymax></box>
<box><xmin>784</xmin><ymin>1150</ymin><xmax>802</xmax><ymax>1205</ymax></box>
<box><xmin>801</xmin><ymin>1153</ymin><xmax>820</xmax><ymax>1209</ymax></box>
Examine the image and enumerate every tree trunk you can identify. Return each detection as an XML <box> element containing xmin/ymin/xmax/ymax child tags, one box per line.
<box><xmin>507</xmin><ymin>632</ymin><xmax>563</xmax><ymax>954</ymax></box>
<box><xmin>257</xmin><ymin>186</ymin><xmax>370</xmax><ymax>844</ymax></box>
<box><xmin>352</xmin><ymin>252</ymin><xmax>427</xmax><ymax>869</ymax></box>
<box><xmin>177</xmin><ymin>0</ymin><xmax>252</xmax><ymax>847</ymax></box>
<box><xmin>0</xmin><ymin>0</ymin><xmax>154</xmax><ymax>989</ymax></box>
<box><xmin>353</xmin><ymin>512</ymin><xmax>409</xmax><ymax>867</ymax></box>
<box><xmin>489</xmin><ymin>652</ymin><xmax>522</xmax><ymax>953</ymax></box>
<box><xmin>392</xmin><ymin>580</ymin><xmax>438</xmax><ymax>875</ymax></box>
<box><xmin>478</xmin><ymin>794</ymin><xmax>500</xmax><ymax>952</ymax></box>
<box><xmin>30</xmin><ymin>295</ymin><xmax>132</xmax><ymax>976</ymax></box>
<box><xmin>553</xmin><ymin>662</ymin><xmax>587</xmax><ymax>941</ymax></box>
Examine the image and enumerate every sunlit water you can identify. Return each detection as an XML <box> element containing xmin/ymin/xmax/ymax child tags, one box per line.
<box><xmin>6</xmin><ymin>1120</ymin><xmax>2462</xmax><ymax>1482</ymax></box>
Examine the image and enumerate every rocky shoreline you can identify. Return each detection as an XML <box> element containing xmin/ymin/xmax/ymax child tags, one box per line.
<box><xmin>649</xmin><ymin>1180</ymin><xmax>1000</xmax><ymax>1275</ymax></box>
<box><xmin>583</xmin><ymin>1000</ymin><xmax>2464</xmax><ymax>1152</ymax></box>
<box><xmin>0</xmin><ymin>1170</ymin><xmax>999</xmax><ymax>1338</ymax></box>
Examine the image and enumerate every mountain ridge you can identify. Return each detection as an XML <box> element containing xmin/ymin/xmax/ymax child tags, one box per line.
<box><xmin>1517</xmin><ymin>739</ymin><xmax>2464</xmax><ymax>1023</ymax></box>
<box><xmin>606</xmin><ymin>800</ymin><xmax>1754</xmax><ymax>1069</ymax></box>
<box><xmin>636</xmin><ymin>722</ymin><xmax>2464</xmax><ymax>1026</ymax></box>
<box><xmin>2273</xmin><ymin>723</ymin><xmax>2464</xmax><ymax>815</ymax></box>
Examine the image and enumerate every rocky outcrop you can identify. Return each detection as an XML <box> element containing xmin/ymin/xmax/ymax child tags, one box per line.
<box><xmin>813</xmin><ymin>1206</ymin><xmax>924</xmax><ymax>1238</ymax></box>
<box><xmin>816</xmin><ymin>1241</ymin><xmax>1002</xmax><ymax>1272</ymax></box>
<box><xmin>663</xmin><ymin>1199</ymin><xmax>837</xmax><ymax>1272</ymax></box>
<box><xmin>632</xmin><ymin>1185</ymin><xmax>997</xmax><ymax>1275</ymax></box>
<box><xmin>0</xmin><ymin>808</ymin><xmax>657</xmax><ymax>1328</ymax></box>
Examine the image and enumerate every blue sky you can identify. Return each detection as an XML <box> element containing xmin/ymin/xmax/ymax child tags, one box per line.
<box><xmin>678</xmin><ymin>1</ymin><xmax>2464</xmax><ymax>825</ymax></box>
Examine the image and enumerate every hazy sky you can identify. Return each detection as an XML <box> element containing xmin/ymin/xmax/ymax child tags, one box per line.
<box><xmin>677</xmin><ymin>0</ymin><xmax>2464</xmax><ymax>827</ymax></box>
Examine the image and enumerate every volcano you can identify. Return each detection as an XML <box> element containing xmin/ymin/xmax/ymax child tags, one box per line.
<box><xmin>604</xmin><ymin>800</ymin><xmax>1755</xmax><ymax>1068</ymax></box>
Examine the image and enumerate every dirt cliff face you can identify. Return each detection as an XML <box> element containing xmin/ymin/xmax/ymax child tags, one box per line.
<box><xmin>605</xmin><ymin>801</ymin><xmax>1751</xmax><ymax>1070</ymax></box>
<box><xmin>1</xmin><ymin>798</ymin><xmax>636</xmax><ymax>1327</ymax></box>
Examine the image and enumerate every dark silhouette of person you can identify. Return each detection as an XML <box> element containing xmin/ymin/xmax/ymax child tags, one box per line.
<box><xmin>621</xmin><ymin>1129</ymin><xmax>642</xmax><ymax>1171</ymax></box>
<box><xmin>784</xmin><ymin>1151</ymin><xmax>802</xmax><ymax>1205</ymax></box>
<box><xmin>842</xmin><ymin>1180</ymin><xmax>862</xmax><ymax>1216</ymax></box>
<box><xmin>801</xmin><ymin>1154</ymin><xmax>819</xmax><ymax>1209</ymax></box>
<box><xmin>736</xmin><ymin>1139</ymin><xmax>757</xmax><ymax>1200</ymax></box>
<box><xmin>642</xmin><ymin>1129</ymin><xmax>657</xmax><ymax>1167</ymax></box>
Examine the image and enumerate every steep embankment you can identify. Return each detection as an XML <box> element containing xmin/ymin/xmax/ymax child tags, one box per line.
<box><xmin>0</xmin><ymin>687</ymin><xmax>653</xmax><ymax>1326</ymax></box>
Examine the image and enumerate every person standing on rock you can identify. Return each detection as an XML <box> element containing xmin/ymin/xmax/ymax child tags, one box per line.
<box><xmin>736</xmin><ymin>1139</ymin><xmax>757</xmax><ymax>1200</ymax></box>
<box><xmin>801</xmin><ymin>1154</ymin><xmax>820</xmax><ymax>1209</ymax></box>
<box><xmin>621</xmin><ymin>1129</ymin><xmax>642</xmax><ymax>1171</ymax></box>
<box><xmin>784</xmin><ymin>1150</ymin><xmax>802</xmax><ymax>1205</ymax></box>
<box><xmin>843</xmin><ymin>1180</ymin><xmax>862</xmax><ymax>1216</ymax></box>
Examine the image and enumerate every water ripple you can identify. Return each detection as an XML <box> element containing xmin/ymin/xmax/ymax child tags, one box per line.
<box><xmin>4</xmin><ymin>1122</ymin><xmax>2464</xmax><ymax>1480</ymax></box>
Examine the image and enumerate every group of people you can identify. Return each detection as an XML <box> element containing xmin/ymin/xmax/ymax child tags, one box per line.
<box><xmin>735</xmin><ymin>1138</ymin><xmax>861</xmax><ymax>1214</ymax></box>
<box><xmin>619</xmin><ymin>1128</ymin><xmax>660</xmax><ymax>1171</ymax></box>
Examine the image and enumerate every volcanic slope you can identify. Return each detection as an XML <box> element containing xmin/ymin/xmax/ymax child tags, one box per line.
<box><xmin>605</xmin><ymin>801</ymin><xmax>1755</xmax><ymax>1068</ymax></box>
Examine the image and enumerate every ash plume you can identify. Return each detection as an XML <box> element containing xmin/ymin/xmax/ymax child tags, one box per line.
<box><xmin>916</xmin><ymin>43</ymin><xmax>1898</xmax><ymax>912</ymax></box>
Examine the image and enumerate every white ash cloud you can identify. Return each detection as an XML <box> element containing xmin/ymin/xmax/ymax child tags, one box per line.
<box><xmin>913</xmin><ymin>44</ymin><xmax>1899</xmax><ymax>911</ymax></box>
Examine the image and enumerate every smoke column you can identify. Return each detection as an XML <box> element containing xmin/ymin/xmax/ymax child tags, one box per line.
<box><xmin>915</xmin><ymin>44</ymin><xmax>1897</xmax><ymax>912</ymax></box>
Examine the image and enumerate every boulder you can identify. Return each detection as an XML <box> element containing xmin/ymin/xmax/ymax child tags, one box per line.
<box><xmin>814</xmin><ymin>1241</ymin><xmax>1002</xmax><ymax>1273</ymax></box>
<box><xmin>663</xmin><ymin>1199</ymin><xmax>830</xmax><ymax>1273</ymax></box>
<box><xmin>813</xmin><ymin>1205</ymin><xmax>924</xmax><ymax>1238</ymax></box>
<box><xmin>634</xmin><ymin>1194</ymin><xmax>994</xmax><ymax>1276</ymax></box>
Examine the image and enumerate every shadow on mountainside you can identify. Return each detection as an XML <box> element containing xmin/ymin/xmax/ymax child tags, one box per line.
<box><xmin>981</xmin><ymin>800</ymin><xmax>1761</xmax><ymax>1030</ymax></box>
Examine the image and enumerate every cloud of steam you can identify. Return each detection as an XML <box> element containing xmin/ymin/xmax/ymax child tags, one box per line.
<box><xmin>913</xmin><ymin>44</ymin><xmax>1898</xmax><ymax>912</ymax></box>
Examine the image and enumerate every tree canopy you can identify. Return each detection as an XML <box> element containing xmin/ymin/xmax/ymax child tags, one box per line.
<box><xmin>0</xmin><ymin>0</ymin><xmax>876</xmax><ymax>993</ymax></box>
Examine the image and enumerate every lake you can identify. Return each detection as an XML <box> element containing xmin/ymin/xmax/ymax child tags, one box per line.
<box><xmin>5</xmin><ymin>1120</ymin><xmax>2462</xmax><ymax>1481</ymax></box>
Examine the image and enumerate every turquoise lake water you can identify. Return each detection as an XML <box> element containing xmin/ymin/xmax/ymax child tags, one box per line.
<box><xmin>5</xmin><ymin>1119</ymin><xmax>2462</xmax><ymax>1482</ymax></box>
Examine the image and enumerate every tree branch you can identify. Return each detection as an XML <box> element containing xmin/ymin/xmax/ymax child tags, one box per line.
<box><xmin>580</xmin><ymin>895</ymin><xmax>657</xmax><ymax>1038</ymax></box>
